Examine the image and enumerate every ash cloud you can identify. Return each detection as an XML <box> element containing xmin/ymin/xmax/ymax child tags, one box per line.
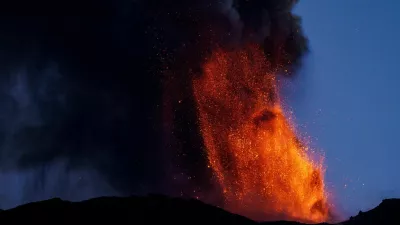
<box><xmin>0</xmin><ymin>0</ymin><xmax>307</xmax><ymax>206</ymax></box>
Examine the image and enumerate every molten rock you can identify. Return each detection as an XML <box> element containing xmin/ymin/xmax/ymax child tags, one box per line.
<box><xmin>192</xmin><ymin>46</ymin><xmax>329</xmax><ymax>222</ymax></box>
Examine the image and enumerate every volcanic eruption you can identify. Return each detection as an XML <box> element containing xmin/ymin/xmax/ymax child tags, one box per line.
<box><xmin>192</xmin><ymin>46</ymin><xmax>329</xmax><ymax>222</ymax></box>
<box><xmin>159</xmin><ymin>0</ymin><xmax>332</xmax><ymax>223</ymax></box>
<box><xmin>0</xmin><ymin>0</ymin><xmax>333</xmax><ymax>222</ymax></box>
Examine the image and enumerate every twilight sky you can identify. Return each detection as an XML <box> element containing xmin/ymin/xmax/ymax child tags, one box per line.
<box><xmin>292</xmin><ymin>0</ymin><xmax>400</xmax><ymax>217</ymax></box>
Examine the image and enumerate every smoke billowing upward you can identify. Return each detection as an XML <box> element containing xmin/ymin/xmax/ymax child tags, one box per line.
<box><xmin>0</xmin><ymin>0</ymin><xmax>307</xmax><ymax>209</ymax></box>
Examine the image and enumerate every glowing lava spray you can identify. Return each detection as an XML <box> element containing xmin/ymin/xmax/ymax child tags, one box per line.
<box><xmin>192</xmin><ymin>45</ymin><xmax>329</xmax><ymax>223</ymax></box>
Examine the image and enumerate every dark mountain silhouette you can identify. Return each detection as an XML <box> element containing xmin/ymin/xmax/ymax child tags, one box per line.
<box><xmin>0</xmin><ymin>195</ymin><xmax>398</xmax><ymax>224</ymax></box>
<box><xmin>342</xmin><ymin>199</ymin><xmax>400</xmax><ymax>225</ymax></box>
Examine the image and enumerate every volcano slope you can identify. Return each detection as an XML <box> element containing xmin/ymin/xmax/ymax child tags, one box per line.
<box><xmin>0</xmin><ymin>195</ymin><xmax>398</xmax><ymax>225</ymax></box>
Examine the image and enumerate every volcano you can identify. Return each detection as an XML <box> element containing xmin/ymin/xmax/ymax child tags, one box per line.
<box><xmin>0</xmin><ymin>0</ymin><xmax>333</xmax><ymax>223</ymax></box>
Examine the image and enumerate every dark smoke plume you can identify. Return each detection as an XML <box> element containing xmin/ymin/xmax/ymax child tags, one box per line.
<box><xmin>0</xmin><ymin>0</ymin><xmax>307</xmax><ymax>207</ymax></box>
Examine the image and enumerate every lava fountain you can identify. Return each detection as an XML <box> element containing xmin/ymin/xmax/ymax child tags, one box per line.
<box><xmin>192</xmin><ymin>45</ymin><xmax>329</xmax><ymax>223</ymax></box>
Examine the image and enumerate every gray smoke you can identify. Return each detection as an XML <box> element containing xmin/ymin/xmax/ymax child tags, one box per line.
<box><xmin>0</xmin><ymin>0</ymin><xmax>307</xmax><ymax>208</ymax></box>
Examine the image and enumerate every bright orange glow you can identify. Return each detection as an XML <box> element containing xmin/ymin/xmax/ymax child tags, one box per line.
<box><xmin>192</xmin><ymin>46</ymin><xmax>329</xmax><ymax>223</ymax></box>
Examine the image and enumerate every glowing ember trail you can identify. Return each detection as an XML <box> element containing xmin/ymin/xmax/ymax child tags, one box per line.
<box><xmin>192</xmin><ymin>46</ymin><xmax>329</xmax><ymax>223</ymax></box>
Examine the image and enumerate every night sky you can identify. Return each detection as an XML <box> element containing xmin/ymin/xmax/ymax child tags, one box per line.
<box><xmin>292</xmin><ymin>0</ymin><xmax>400</xmax><ymax>217</ymax></box>
<box><xmin>0</xmin><ymin>0</ymin><xmax>397</xmax><ymax>220</ymax></box>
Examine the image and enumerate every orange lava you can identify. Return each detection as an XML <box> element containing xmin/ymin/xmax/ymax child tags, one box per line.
<box><xmin>192</xmin><ymin>46</ymin><xmax>329</xmax><ymax>223</ymax></box>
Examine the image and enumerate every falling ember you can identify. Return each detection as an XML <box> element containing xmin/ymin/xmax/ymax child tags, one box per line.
<box><xmin>192</xmin><ymin>45</ymin><xmax>329</xmax><ymax>222</ymax></box>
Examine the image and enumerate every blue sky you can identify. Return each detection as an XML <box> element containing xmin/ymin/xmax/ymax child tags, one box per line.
<box><xmin>291</xmin><ymin>0</ymin><xmax>400</xmax><ymax>217</ymax></box>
